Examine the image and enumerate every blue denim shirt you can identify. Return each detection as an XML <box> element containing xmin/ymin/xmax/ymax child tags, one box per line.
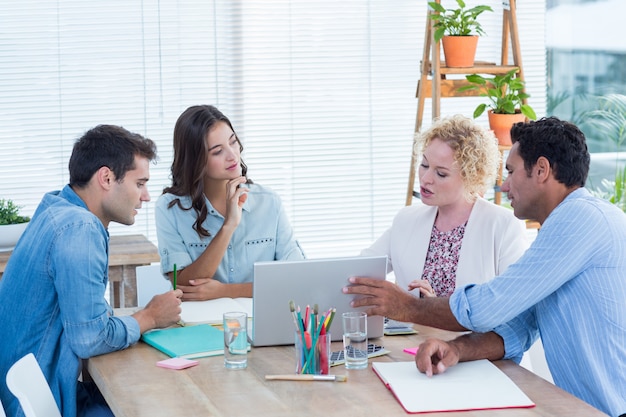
<box><xmin>156</xmin><ymin>183</ymin><xmax>305</xmax><ymax>279</ymax></box>
<box><xmin>0</xmin><ymin>185</ymin><xmax>140</xmax><ymax>417</ymax></box>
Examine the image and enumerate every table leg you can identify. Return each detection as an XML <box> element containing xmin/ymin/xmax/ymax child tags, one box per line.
<box><xmin>122</xmin><ymin>265</ymin><xmax>138</xmax><ymax>308</ymax></box>
<box><xmin>108</xmin><ymin>265</ymin><xmax>139</xmax><ymax>308</ymax></box>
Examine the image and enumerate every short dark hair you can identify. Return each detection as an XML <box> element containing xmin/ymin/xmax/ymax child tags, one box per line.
<box><xmin>69</xmin><ymin>124</ymin><xmax>157</xmax><ymax>187</ymax></box>
<box><xmin>511</xmin><ymin>117</ymin><xmax>590</xmax><ymax>187</ymax></box>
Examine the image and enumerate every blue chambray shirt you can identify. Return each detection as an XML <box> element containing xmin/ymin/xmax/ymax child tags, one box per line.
<box><xmin>0</xmin><ymin>185</ymin><xmax>140</xmax><ymax>417</ymax></box>
<box><xmin>156</xmin><ymin>183</ymin><xmax>305</xmax><ymax>280</ymax></box>
<box><xmin>450</xmin><ymin>188</ymin><xmax>626</xmax><ymax>417</ymax></box>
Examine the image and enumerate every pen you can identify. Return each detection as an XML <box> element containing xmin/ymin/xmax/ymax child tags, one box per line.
<box><xmin>265</xmin><ymin>374</ymin><xmax>347</xmax><ymax>382</ymax></box>
<box><xmin>173</xmin><ymin>263</ymin><xmax>177</xmax><ymax>290</ymax></box>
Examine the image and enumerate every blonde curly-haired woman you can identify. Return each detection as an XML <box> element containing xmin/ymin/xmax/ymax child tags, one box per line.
<box><xmin>362</xmin><ymin>114</ymin><xmax>528</xmax><ymax>297</ymax></box>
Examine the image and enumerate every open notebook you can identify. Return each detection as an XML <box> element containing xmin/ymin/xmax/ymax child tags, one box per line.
<box><xmin>372</xmin><ymin>360</ymin><xmax>535</xmax><ymax>414</ymax></box>
<box><xmin>180</xmin><ymin>297</ymin><xmax>252</xmax><ymax>325</ymax></box>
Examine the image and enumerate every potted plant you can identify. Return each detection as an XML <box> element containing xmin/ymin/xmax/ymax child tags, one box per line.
<box><xmin>459</xmin><ymin>69</ymin><xmax>537</xmax><ymax>145</ymax></box>
<box><xmin>428</xmin><ymin>0</ymin><xmax>493</xmax><ymax>68</ymax></box>
<box><xmin>0</xmin><ymin>199</ymin><xmax>30</xmax><ymax>252</ymax></box>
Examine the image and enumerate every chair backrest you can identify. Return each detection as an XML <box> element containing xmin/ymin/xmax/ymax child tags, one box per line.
<box><xmin>6</xmin><ymin>353</ymin><xmax>61</xmax><ymax>417</ymax></box>
<box><xmin>136</xmin><ymin>263</ymin><xmax>172</xmax><ymax>308</ymax></box>
<box><xmin>0</xmin><ymin>393</ymin><xmax>7</xmax><ymax>417</ymax></box>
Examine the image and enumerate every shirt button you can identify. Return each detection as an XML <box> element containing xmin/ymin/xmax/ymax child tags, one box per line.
<box><xmin>228</xmin><ymin>245</ymin><xmax>232</xmax><ymax>249</ymax></box>
<box><xmin>230</xmin><ymin>268</ymin><xmax>234</xmax><ymax>272</ymax></box>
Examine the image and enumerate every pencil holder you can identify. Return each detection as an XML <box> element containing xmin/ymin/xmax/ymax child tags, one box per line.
<box><xmin>295</xmin><ymin>331</ymin><xmax>330</xmax><ymax>375</ymax></box>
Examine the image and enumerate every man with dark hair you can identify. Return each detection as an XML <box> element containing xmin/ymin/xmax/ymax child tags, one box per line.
<box><xmin>0</xmin><ymin>125</ymin><xmax>183</xmax><ymax>417</ymax></box>
<box><xmin>345</xmin><ymin>117</ymin><xmax>626</xmax><ymax>416</ymax></box>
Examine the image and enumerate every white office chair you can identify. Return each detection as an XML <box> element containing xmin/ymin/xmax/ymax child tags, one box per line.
<box><xmin>6</xmin><ymin>353</ymin><xmax>61</xmax><ymax>417</ymax></box>
<box><xmin>136</xmin><ymin>263</ymin><xmax>172</xmax><ymax>308</ymax></box>
<box><xmin>0</xmin><ymin>395</ymin><xmax>7</xmax><ymax>417</ymax></box>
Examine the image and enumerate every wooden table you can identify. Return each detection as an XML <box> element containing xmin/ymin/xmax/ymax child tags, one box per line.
<box><xmin>87</xmin><ymin>324</ymin><xmax>607</xmax><ymax>417</ymax></box>
<box><xmin>0</xmin><ymin>234</ymin><xmax>159</xmax><ymax>308</ymax></box>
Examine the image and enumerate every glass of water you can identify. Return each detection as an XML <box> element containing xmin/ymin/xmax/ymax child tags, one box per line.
<box><xmin>223</xmin><ymin>311</ymin><xmax>248</xmax><ymax>369</ymax></box>
<box><xmin>342</xmin><ymin>311</ymin><xmax>368</xmax><ymax>369</ymax></box>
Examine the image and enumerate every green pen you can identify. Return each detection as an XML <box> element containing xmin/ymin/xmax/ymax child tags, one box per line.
<box><xmin>173</xmin><ymin>263</ymin><xmax>177</xmax><ymax>290</ymax></box>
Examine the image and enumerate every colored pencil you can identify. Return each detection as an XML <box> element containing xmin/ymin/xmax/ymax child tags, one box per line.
<box><xmin>265</xmin><ymin>374</ymin><xmax>347</xmax><ymax>382</ymax></box>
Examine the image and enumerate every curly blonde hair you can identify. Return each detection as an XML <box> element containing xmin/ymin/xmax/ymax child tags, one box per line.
<box><xmin>414</xmin><ymin>114</ymin><xmax>499</xmax><ymax>201</ymax></box>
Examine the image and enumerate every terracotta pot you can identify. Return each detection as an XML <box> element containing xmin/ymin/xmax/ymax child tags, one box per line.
<box><xmin>441</xmin><ymin>35</ymin><xmax>478</xmax><ymax>68</ymax></box>
<box><xmin>488</xmin><ymin>110</ymin><xmax>526</xmax><ymax>146</ymax></box>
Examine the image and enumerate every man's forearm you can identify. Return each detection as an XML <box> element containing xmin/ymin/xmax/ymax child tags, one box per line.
<box><xmin>449</xmin><ymin>331</ymin><xmax>505</xmax><ymax>362</ymax></box>
<box><xmin>403</xmin><ymin>296</ymin><xmax>467</xmax><ymax>332</ymax></box>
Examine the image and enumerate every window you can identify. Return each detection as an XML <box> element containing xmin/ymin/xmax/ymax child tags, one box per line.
<box><xmin>0</xmin><ymin>0</ymin><xmax>547</xmax><ymax>258</ymax></box>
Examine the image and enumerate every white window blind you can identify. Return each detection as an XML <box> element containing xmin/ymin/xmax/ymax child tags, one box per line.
<box><xmin>0</xmin><ymin>0</ymin><xmax>546</xmax><ymax>258</ymax></box>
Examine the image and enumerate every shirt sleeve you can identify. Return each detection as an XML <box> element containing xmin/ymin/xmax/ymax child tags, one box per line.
<box><xmin>53</xmin><ymin>222</ymin><xmax>140</xmax><ymax>359</ymax></box>
<box><xmin>450</xmin><ymin>196</ymin><xmax>608</xmax><ymax>333</ymax></box>
<box><xmin>492</xmin><ymin>308</ymin><xmax>540</xmax><ymax>363</ymax></box>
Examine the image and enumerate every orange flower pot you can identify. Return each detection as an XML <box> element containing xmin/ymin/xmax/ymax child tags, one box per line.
<box><xmin>488</xmin><ymin>110</ymin><xmax>527</xmax><ymax>146</ymax></box>
<box><xmin>441</xmin><ymin>35</ymin><xmax>478</xmax><ymax>68</ymax></box>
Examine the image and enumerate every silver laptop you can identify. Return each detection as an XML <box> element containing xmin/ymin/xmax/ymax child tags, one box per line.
<box><xmin>251</xmin><ymin>255</ymin><xmax>387</xmax><ymax>347</ymax></box>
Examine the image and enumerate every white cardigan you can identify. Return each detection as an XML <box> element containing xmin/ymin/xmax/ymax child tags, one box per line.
<box><xmin>361</xmin><ymin>198</ymin><xmax>529</xmax><ymax>290</ymax></box>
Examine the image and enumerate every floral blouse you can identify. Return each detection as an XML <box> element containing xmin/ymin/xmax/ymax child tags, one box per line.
<box><xmin>421</xmin><ymin>222</ymin><xmax>467</xmax><ymax>297</ymax></box>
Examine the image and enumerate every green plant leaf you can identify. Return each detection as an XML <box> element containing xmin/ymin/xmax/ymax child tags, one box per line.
<box><xmin>473</xmin><ymin>103</ymin><xmax>487</xmax><ymax>118</ymax></box>
<box><xmin>428</xmin><ymin>2</ymin><xmax>446</xmax><ymax>13</ymax></box>
<box><xmin>0</xmin><ymin>199</ymin><xmax>30</xmax><ymax>225</ymax></box>
<box><xmin>460</xmin><ymin>69</ymin><xmax>535</xmax><ymax>119</ymax></box>
<box><xmin>521</xmin><ymin>104</ymin><xmax>537</xmax><ymax>120</ymax></box>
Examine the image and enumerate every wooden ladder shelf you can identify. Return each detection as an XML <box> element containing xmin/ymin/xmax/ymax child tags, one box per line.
<box><xmin>406</xmin><ymin>0</ymin><xmax>525</xmax><ymax>206</ymax></box>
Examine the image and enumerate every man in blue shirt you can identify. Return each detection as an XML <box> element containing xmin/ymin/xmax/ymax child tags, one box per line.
<box><xmin>0</xmin><ymin>125</ymin><xmax>183</xmax><ymax>417</ymax></box>
<box><xmin>345</xmin><ymin>117</ymin><xmax>626</xmax><ymax>417</ymax></box>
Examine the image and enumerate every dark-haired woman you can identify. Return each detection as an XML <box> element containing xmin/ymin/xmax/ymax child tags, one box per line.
<box><xmin>156</xmin><ymin>105</ymin><xmax>304</xmax><ymax>301</ymax></box>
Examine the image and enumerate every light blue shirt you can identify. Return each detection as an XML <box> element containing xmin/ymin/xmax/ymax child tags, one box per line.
<box><xmin>156</xmin><ymin>183</ymin><xmax>305</xmax><ymax>280</ymax></box>
<box><xmin>0</xmin><ymin>185</ymin><xmax>140</xmax><ymax>417</ymax></box>
<box><xmin>450</xmin><ymin>188</ymin><xmax>626</xmax><ymax>417</ymax></box>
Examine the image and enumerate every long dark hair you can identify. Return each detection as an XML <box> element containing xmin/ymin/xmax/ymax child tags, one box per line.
<box><xmin>163</xmin><ymin>105</ymin><xmax>249</xmax><ymax>237</ymax></box>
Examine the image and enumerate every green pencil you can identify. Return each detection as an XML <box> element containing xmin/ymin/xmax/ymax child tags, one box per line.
<box><xmin>173</xmin><ymin>263</ymin><xmax>177</xmax><ymax>290</ymax></box>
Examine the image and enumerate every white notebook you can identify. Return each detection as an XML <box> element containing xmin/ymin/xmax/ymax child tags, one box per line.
<box><xmin>180</xmin><ymin>297</ymin><xmax>253</xmax><ymax>325</ymax></box>
<box><xmin>372</xmin><ymin>360</ymin><xmax>535</xmax><ymax>414</ymax></box>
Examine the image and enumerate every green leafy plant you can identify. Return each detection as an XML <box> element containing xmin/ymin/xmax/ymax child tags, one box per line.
<box><xmin>590</xmin><ymin>165</ymin><xmax>626</xmax><ymax>213</ymax></box>
<box><xmin>0</xmin><ymin>199</ymin><xmax>30</xmax><ymax>225</ymax></box>
<box><xmin>459</xmin><ymin>69</ymin><xmax>537</xmax><ymax>119</ymax></box>
<box><xmin>428</xmin><ymin>0</ymin><xmax>493</xmax><ymax>43</ymax></box>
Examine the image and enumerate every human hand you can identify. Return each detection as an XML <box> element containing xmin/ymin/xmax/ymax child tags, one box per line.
<box><xmin>407</xmin><ymin>279</ymin><xmax>436</xmax><ymax>297</ymax></box>
<box><xmin>342</xmin><ymin>276</ymin><xmax>418</xmax><ymax>322</ymax></box>
<box><xmin>224</xmin><ymin>176</ymin><xmax>248</xmax><ymax>228</ymax></box>
<box><xmin>178</xmin><ymin>278</ymin><xmax>226</xmax><ymax>301</ymax></box>
<box><xmin>414</xmin><ymin>338</ymin><xmax>460</xmax><ymax>377</ymax></box>
<box><xmin>138</xmin><ymin>289</ymin><xmax>183</xmax><ymax>330</ymax></box>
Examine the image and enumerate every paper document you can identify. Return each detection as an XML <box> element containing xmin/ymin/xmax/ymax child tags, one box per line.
<box><xmin>181</xmin><ymin>297</ymin><xmax>253</xmax><ymax>325</ymax></box>
<box><xmin>372</xmin><ymin>360</ymin><xmax>535</xmax><ymax>413</ymax></box>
